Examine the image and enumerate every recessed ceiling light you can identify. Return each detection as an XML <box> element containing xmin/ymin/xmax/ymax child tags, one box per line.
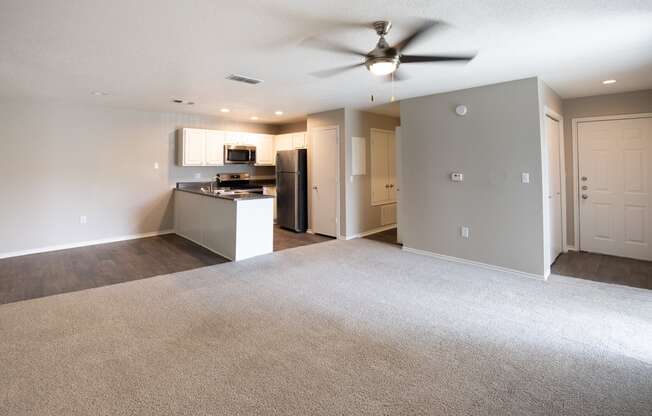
<box><xmin>274</xmin><ymin>111</ymin><xmax>284</xmax><ymax>116</ymax></box>
<box><xmin>186</xmin><ymin>101</ymin><xmax>195</xmax><ymax>105</ymax></box>
<box><xmin>250</xmin><ymin>116</ymin><xmax>259</xmax><ymax>121</ymax></box>
<box><xmin>220</xmin><ymin>108</ymin><xmax>230</xmax><ymax>113</ymax></box>
<box><xmin>91</xmin><ymin>91</ymin><xmax>108</xmax><ymax>96</ymax></box>
<box><xmin>172</xmin><ymin>99</ymin><xmax>184</xmax><ymax>104</ymax></box>
<box><xmin>603</xmin><ymin>79</ymin><xmax>616</xmax><ymax>85</ymax></box>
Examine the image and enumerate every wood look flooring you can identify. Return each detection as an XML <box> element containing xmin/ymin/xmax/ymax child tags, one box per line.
<box><xmin>364</xmin><ymin>228</ymin><xmax>400</xmax><ymax>246</ymax></box>
<box><xmin>273</xmin><ymin>225</ymin><xmax>333</xmax><ymax>252</ymax></box>
<box><xmin>0</xmin><ymin>234</ymin><xmax>228</xmax><ymax>305</ymax></box>
<box><xmin>552</xmin><ymin>251</ymin><xmax>652</xmax><ymax>290</ymax></box>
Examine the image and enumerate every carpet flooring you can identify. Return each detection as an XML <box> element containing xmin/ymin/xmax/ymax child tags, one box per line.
<box><xmin>1</xmin><ymin>239</ymin><xmax>651</xmax><ymax>415</ymax></box>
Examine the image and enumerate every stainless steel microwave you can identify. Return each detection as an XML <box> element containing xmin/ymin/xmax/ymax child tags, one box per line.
<box><xmin>224</xmin><ymin>145</ymin><xmax>256</xmax><ymax>164</ymax></box>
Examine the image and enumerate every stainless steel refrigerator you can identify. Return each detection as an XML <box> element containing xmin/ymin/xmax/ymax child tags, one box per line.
<box><xmin>276</xmin><ymin>149</ymin><xmax>307</xmax><ymax>232</ymax></box>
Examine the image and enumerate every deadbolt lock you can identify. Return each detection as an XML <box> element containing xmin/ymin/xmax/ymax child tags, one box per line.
<box><xmin>581</xmin><ymin>176</ymin><xmax>588</xmax><ymax>181</ymax></box>
<box><xmin>582</xmin><ymin>185</ymin><xmax>588</xmax><ymax>190</ymax></box>
<box><xmin>582</xmin><ymin>194</ymin><xmax>589</xmax><ymax>200</ymax></box>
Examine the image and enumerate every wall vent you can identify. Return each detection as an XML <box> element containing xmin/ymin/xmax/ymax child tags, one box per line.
<box><xmin>225</xmin><ymin>74</ymin><xmax>263</xmax><ymax>85</ymax></box>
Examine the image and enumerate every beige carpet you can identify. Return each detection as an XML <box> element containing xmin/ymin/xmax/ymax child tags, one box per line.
<box><xmin>1</xmin><ymin>238</ymin><xmax>651</xmax><ymax>415</ymax></box>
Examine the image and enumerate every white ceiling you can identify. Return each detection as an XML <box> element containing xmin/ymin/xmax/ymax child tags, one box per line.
<box><xmin>1</xmin><ymin>0</ymin><xmax>651</xmax><ymax>123</ymax></box>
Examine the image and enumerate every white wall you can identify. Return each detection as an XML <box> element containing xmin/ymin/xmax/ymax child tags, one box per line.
<box><xmin>399</xmin><ymin>77</ymin><xmax>546</xmax><ymax>276</ymax></box>
<box><xmin>0</xmin><ymin>98</ymin><xmax>276</xmax><ymax>256</ymax></box>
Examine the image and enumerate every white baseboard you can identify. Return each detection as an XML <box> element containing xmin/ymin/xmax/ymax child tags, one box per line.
<box><xmin>344</xmin><ymin>224</ymin><xmax>397</xmax><ymax>240</ymax></box>
<box><xmin>402</xmin><ymin>246</ymin><xmax>547</xmax><ymax>281</ymax></box>
<box><xmin>0</xmin><ymin>229</ymin><xmax>175</xmax><ymax>260</ymax></box>
<box><xmin>565</xmin><ymin>245</ymin><xmax>577</xmax><ymax>252</ymax></box>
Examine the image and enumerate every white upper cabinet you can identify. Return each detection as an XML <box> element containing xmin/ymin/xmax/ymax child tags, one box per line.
<box><xmin>292</xmin><ymin>132</ymin><xmax>307</xmax><ymax>149</ymax></box>
<box><xmin>179</xmin><ymin>128</ymin><xmax>307</xmax><ymax>167</ymax></box>
<box><xmin>205</xmin><ymin>130</ymin><xmax>225</xmax><ymax>165</ymax></box>
<box><xmin>275</xmin><ymin>134</ymin><xmax>294</xmax><ymax>152</ymax></box>
<box><xmin>255</xmin><ymin>134</ymin><xmax>276</xmax><ymax>165</ymax></box>
<box><xmin>178</xmin><ymin>128</ymin><xmax>224</xmax><ymax>166</ymax></box>
<box><xmin>370</xmin><ymin>129</ymin><xmax>396</xmax><ymax>205</ymax></box>
<box><xmin>224</xmin><ymin>131</ymin><xmax>243</xmax><ymax>145</ymax></box>
<box><xmin>180</xmin><ymin>128</ymin><xmax>208</xmax><ymax>166</ymax></box>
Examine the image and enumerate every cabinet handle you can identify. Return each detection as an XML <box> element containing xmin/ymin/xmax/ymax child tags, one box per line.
<box><xmin>389</xmin><ymin>184</ymin><xmax>394</xmax><ymax>188</ymax></box>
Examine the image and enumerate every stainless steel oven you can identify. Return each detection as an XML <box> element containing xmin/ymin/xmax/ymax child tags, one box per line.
<box><xmin>224</xmin><ymin>145</ymin><xmax>256</xmax><ymax>164</ymax></box>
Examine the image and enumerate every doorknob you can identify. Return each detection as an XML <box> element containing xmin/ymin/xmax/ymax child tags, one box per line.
<box><xmin>312</xmin><ymin>186</ymin><xmax>318</xmax><ymax>190</ymax></box>
<box><xmin>582</xmin><ymin>194</ymin><xmax>589</xmax><ymax>200</ymax></box>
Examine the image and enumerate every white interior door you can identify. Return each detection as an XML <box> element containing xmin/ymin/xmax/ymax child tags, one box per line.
<box><xmin>386</xmin><ymin>131</ymin><xmax>397</xmax><ymax>201</ymax></box>
<box><xmin>578</xmin><ymin>117</ymin><xmax>652</xmax><ymax>260</ymax></box>
<box><xmin>311</xmin><ymin>126</ymin><xmax>338</xmax><ymax>237</ymax></box>
<box><xmin>546</xmin><ymin>116</ymin><xmax>563</xmax><ymax>263</ymax></box>
<box><xmin>370</xmin><ymin>130</ymin><xmax>389</xmax><ymax>205</ymax></box>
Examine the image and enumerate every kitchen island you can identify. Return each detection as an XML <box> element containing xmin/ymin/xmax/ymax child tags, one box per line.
<box><xmin>174</xmin><ymin>183</ymin><xmax>273</xmax><ymax>261</ymax></box>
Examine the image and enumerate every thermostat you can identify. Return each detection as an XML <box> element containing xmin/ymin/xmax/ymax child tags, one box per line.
<box><xmin>451</xmin><ymin>172</ymin><xmax>464</xmax><ymax>182</ymax></box>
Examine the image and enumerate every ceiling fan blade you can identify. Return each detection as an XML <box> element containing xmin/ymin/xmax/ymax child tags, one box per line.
<box><xmin>400</xmin><ymin>54</ymin><xmax>475</xmax><ymax>63</ymax></box>
<box><xmin>392</xmin><ymin>20</ymin><xmax>444</xmax><ymax>52</ymax></box>
<box><xmin>300</xmin><ymin>37</ymin><xmax>368</xmax><ymax>57</ymax></box>
<box><xmin>310</xmin><ymin>62</ymin><xmax>365</xmax><ymax>78</ymax></box>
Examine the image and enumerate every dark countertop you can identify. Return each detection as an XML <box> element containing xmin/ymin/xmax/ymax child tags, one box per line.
<box><xmin>175</xmin><ymin>183</ymin><xmax>274</xmax><ymax>201</ymax></box>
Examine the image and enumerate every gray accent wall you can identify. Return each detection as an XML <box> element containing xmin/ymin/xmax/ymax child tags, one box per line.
<box><xmin>345</xmin><ymin>109</ymin><xmax>400</xmax><ymax>237</ymax></box>
<box><xmin>0</xmin><ymin>98</ymin><xmax>276</xmax><ymax>256</ymax></box>
<box><xmin>399</xmin><ymin>77</ymin><xmax>546</xmax><ymax>276</ymax></box>
<box><xmin>561</xmin><ymin>89</ymin><xmax>652</xmax><ymax>246</ymax></box>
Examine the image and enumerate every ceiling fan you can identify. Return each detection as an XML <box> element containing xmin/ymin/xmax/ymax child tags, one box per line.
<box><xmin>305</xmin><ymin>20</ymin><xmax>475</xmax><ymax>80</ymax></box>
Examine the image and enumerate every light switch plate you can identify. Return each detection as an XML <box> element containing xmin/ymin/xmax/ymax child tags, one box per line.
<box><xmin>451</xmin><ymin>172</ymin><xmax>464</xmax><ymax>182</ymax></box>
<box><xmin>521</xmin><ymin>172</ymin><xmax>530</xmax><ymax>184</ymax></box>
<box><xmin>461</xmin><ymin>226</ymin><xmax>470</xmax><ymax>239</ymax></box>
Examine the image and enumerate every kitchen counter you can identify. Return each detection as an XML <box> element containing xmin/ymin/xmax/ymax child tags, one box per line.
<box><xmin>174</xmin><ymin>183</ymin><xmax>273</xmax><ymax>261</ymax></box>
<box><xmin>175</xmin><ymin>185</ymin><xmax>274</xmax><ymax>201</ymax></box>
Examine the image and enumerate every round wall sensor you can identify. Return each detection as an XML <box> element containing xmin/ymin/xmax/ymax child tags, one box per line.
<box><xmin>455</xmin><ymin>105</ymin><xmax>468</xmax><ymax>116</ymax></box>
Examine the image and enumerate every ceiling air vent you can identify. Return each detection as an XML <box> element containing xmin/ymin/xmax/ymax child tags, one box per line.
<box><xmin>225</xmin><ymin>74</ymin><xmax>263</xmax><ymax>85</ymax></box>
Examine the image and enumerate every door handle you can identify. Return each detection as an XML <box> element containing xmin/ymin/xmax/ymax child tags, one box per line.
<box><xmin>389</xmin><ymin>184</ymin><xmax>394</xmax><ymax>188</ymax></box>
<box><xmin>581</xmin><ymin>176</ymin><xmax>588</xmax><ymax>181</ymax></box>
<box><xmin>582</xmin><ymin>194</ymin><xmax>588</xmax><ymax>200</ymax></box>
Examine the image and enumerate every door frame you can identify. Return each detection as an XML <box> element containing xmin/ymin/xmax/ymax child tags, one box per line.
<box><xmin>571</xmin><ymin>112</ymin><xmax>652</xmax><ymax>252</ymax></box>
<box><xmin>309</xmin><ymin>125</ymin><xmax>342</xmax><ymax>239</ymax></box>
<box><xmin>542</xmin><ymin>107</ymin><xmax>568</xmax><ymax>263</ymax></box>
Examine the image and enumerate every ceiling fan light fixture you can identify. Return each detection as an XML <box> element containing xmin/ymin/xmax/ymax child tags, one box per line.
<box><xmin>367</xmin><ymin>58</ymin><xmax>398</xmax><ymax>76</ymax></box>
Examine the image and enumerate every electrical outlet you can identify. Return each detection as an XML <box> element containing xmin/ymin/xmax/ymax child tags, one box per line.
<box><xmin>461</xmin><ymin>226</ymin><xmax>470</xmax><ymax>239</ymax></box>
<box><xmin>80</xmin><ymin>216</ymin><xmax>87</xmax><ymax>225</ymax></box>
<box><xmin>521</xmin><ymin>172</ymin><xmax>530</xmax><ymax>184</ymax></box>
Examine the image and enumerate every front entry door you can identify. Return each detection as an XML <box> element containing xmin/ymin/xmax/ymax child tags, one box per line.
<box><xmin>578</xmin><ymin>117</ymin><xmax>652</xmax><ymax>260</ymax></box>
